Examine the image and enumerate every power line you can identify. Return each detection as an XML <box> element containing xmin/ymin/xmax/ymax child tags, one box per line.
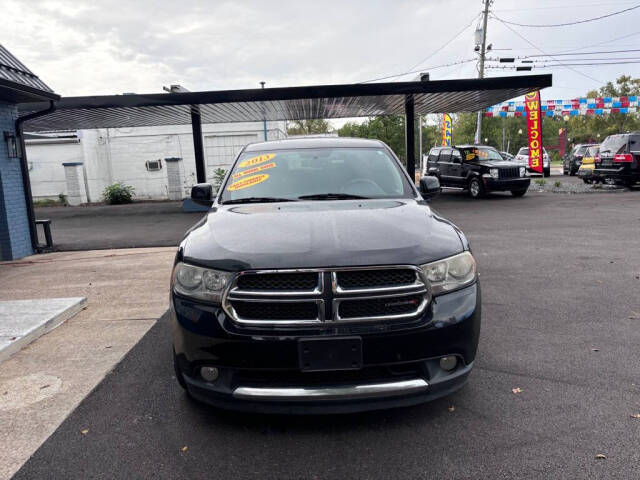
<box><xmin>491</xmin><ymin>14</ymin><xmax>605</xmax><ymax>84</ymax></box>
<box><xmin>492</xmin><ymin>4</ymin><xmax>640</xmax><ymax>27</ymax></box>
<box><xmin>488</xmin><ymin>60</ymin><xmax>640</xmax><ymax>68</ymax></box>
<box><xmin>519</xmin><ymin>48</ymin><xmax>640</xmax><ymax>58</ymax></box>
<box><xmin>493</xmin><ymin>1</ymin><xmax>638</xmax><ymax>12</ymax></box>
<box><xmin>358</xmin><ymin>59</ymin><xmax>476</xmax><ymax>83</ymax></box>
<box><xmin>554</xmin><ymin>30</ymin><xmax>640</xmax><ymax>53</ymax></box>
<box><xmin>406</xmin><ymin>13</ymin><xmax>481</xmax><ymax>72</ymax></box>
<box><xmin>358</xmin><ymin>12</ymin><xmax>480</xmax><ymax>84</ymax></box>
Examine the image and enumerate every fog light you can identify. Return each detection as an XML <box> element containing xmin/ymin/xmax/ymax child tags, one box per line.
<box><xmin>440</xmin><ymin>356</ymin><xmax>458</xmax><ymax>371</ymax></box>
<box><xmin>200</xmin><ymin>366</ymin><xmax>219</xmax><ymax>382</ymax></box>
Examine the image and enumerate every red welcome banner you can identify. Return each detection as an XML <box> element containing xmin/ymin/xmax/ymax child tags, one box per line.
<box><xmin>524</xmin><ymin>91</ymin><xmax>543</xmax><ymax>173</ymax></box>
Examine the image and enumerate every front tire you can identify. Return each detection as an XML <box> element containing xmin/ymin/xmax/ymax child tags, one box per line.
<box><xmin>543</xmin><ymin>167</ymin><xmax>550</xmax><ymax>177</ymax></box>
<box><xmin>468</xmin><ymin>177</ymin><xmax>485</xmax><ymax>199</ymax></box>
<box><xmin>511</xmin><ymin>188</ymin><xmax>528</xmax><ymax>197</ymax></box>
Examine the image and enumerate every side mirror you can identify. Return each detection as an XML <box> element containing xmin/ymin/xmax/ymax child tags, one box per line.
<box><xmin>191</xmin><ymin>183</ymin><xmax>214</xmax><ymax>206</ymax></box>
<box><xmin>419</xmin><ymin>176</ymin><xmax>440</xmax><ymax>201</ymax></box>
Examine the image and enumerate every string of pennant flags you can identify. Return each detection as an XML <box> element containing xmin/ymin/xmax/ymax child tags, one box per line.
<box><xmin>484</xmin><ymin>96</ymin><xmax>640</xmax><ymax>118</ymax></box>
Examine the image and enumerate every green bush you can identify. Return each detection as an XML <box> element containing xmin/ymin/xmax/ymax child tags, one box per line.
<box><xmin>103</xmin><ymin>182</ymin><xmax>135</xmax><ymax>204</ymax></box>
<box><xmin>534</xmin><ymin>179</ymin><xmax>546</xmax><ymax>186</ymax></box>
<box><xmin>553</xmin><ymin>181</ymin><xmax>562</xmax><ymax>188</ymax></box>
<box><xmin>213</xmin><ymin>168</ymin><xmax>227</xmax><ymax>190</ymax></box>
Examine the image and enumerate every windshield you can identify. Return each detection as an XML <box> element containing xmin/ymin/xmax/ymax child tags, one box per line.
<box><xmin>575</xmin><ymin>145</ymin><xmax>589</xmax><ymax>156</ymax></box>
<box><xmin>219</xmin><ymin>147</ymin><xmax>414</xmax><ymax>203</ymax></box>
<box><xmin>599</xmin><ymin>135</ymin><xmax>628</xmax><ymax>155</ymax></box>
<box><xmin>517</xmin><ymin>147</ymin><xmax>528</xmax><ymax>156</ymax></box>
<box><xmin>586</xmin><ymin>146</ymin><xmax>599</xmax><ymax>157</ymax></box>
<box><xmin>460</xmin><ymin>146</ymin><xmax>504</xmax><ymax>162</ymax></box>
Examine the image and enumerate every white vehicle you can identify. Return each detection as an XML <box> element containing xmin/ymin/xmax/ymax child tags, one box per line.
<box><xmin>515</xmin><ymin>147</ymin><xmax>550</xmax><ymax>177</ymax></box>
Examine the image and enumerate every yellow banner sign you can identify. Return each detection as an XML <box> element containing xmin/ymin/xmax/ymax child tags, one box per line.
<box><xmin>238</xmin><ymin>153</ymin><xmax>276</xmax><ymax>168</ymax></box>
<box><xmin>228</xmin><ymin>173</ymin><xmax>269</xmax><ymax>191</ymax></box>
<box><xmin>442</xmin><ymin>114</ymin><xmax>452</xmax><ymax>146</ymax></box>
<box><xmin>232</xmin><ymin>162</ymin><xmax>276</xmax><ymax>179</ymax></box>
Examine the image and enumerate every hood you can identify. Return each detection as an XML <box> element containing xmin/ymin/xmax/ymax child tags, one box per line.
<box><xmin>182</xmin><ymin>199</ymin><xmax>464</xmax><ymax>270</ymax></box>
<box><xmin>469</xmin><ymin>160</ymin><xmax>520</xmax><ymax>168</ymax></box>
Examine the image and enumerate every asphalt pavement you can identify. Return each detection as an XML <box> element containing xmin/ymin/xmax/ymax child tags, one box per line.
<box><xmin>34</xmin><ymin>201</ymin><xmax>204</xmax><ymax>251</ymax></box>
<box><xmin>16</xmin><ymin>188</ymin><xmax>640</xmax><ymax>479</ymax></box>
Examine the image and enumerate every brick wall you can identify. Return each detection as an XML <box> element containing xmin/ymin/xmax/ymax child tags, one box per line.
<box><xmin>0</xmin><ymin>102</ymin><xmax>33</xmax><ymax>260</ymax></box>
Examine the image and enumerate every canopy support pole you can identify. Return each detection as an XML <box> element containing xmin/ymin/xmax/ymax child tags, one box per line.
<box><xmin>191</xmin><ymin>106</ymin><xmax>206</xmax><ymax>183</ymax></box>
<box><xmin>404</xmin><ymin>95</ymin><xmax>415</xmax><ymax>180</ymax></box>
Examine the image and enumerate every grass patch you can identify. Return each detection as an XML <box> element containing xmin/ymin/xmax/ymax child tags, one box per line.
<box><xmin>534</xmin><ymin>179</ymin><xmax>547</xmax><ymax>186</ymax></box>
<box><xmin>33</xmin><ymin>199</ymin><xmax>60</xmax><ymax>207</ymax></box>
<box><xmin>553</xmin><ymin>181</ymin><xmax>562</xmax><ymax>188</ymax></box>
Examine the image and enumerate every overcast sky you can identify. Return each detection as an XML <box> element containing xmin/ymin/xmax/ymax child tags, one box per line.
<box><xmin>4</xmin><ymin>0</ymin><xmax>640</xmax><ymax>103</ymax></box>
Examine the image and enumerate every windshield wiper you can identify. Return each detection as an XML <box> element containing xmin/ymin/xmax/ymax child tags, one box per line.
<box><xmin>222</xmin><ymin>197</ymin><xmax>297</xmax><ymax>205</ymax></box>
<box><xmin>297</xmin><ymin>193</ymin><xmax>370</xmax><ymax>200</ymax></box>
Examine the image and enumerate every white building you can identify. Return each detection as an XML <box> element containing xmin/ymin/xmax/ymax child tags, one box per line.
<box><xmin>26</xmin><ymin>121</ymin><xmax>287</xmax><ymax>203</ymax></box>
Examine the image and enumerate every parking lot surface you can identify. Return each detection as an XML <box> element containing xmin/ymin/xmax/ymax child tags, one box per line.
<box><xmin>16</xmin><ymin>190</ymin><xmax>640</xmax><ymax>479</ymax></box>
<box><xmin>35</xmin><ymin>201</ymin><xmax>204</xmax><ymax>251</ymax></box>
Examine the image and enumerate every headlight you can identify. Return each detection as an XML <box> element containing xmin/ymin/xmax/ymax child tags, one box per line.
<box><xmin>489</xmin><ymin>168</ymin><xmax>499</xmax><ymax>179</ymax></box>
<box><xmin>519</xmin><ymin>167</ymin><xmax>526</xmax><ymax>177</ymax></box>
<box><xmin>172</xmin><ymin>262</ymin><xmax>233</xmax><ymax>303</ymax></box>
<box><xmin>420</xmin><ymin>252</ymin><xmax>476</xmax><ymax>295</ymax></box>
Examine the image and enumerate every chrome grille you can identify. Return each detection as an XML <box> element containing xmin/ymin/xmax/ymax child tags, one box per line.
<box><xmin>223</xmin><ymin>266</ymin><xmax>430</xmax><ymax>327</ymax></box>
<box><xmin>236</xmin><ymin>272</ymin><xmax>320</xmax><ymax>291</ymax></box>
<box><xmin>338</xmin><ymin>293</ymin><xmax>425</xmax><ymax>320</ymax></box>
<box><xmin>335</xmin><ymin>269</ymin><xmax>417</xmax><ymax>290</ymax></box>
<box><xmin>231</xmin><ymin>300</ymin><xmax>319</xmax><ymax>321</ymax></box>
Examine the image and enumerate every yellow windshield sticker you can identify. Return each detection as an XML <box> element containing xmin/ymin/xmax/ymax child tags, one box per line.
<box><xmin>238</xmin><ymin>153</ymin><xmax>276</xmax><ymax>168</ymax></box>
<box><xmin>232</xmin><ymin>162</ymin><xmax>276</xmax><ymax>179</ymax></box>
<box><xmin>228</xmin><ymin>173</ymin><xmax>269</xmax><ymax>191</ymax></box>
<box><xmin>465</xmin><ymin>153</ymin><xmax>475</xmax><ymax>160</ymax></box>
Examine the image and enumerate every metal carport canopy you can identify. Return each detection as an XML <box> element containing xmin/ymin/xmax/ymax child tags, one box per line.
<box><xmin>18</xmin><ymin>74</ymin><xmax>551</xmax><ymax>180</ymax></box>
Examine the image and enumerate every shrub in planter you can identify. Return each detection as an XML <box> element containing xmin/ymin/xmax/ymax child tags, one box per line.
<box><xmin>103</xmin><ymin>182</ymin><xmax>135</xmax><ymax>204</ymax></box>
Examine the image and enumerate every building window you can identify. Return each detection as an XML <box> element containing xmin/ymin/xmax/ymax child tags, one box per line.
<box><xmin>145</xmin><ymin>159</ymin><xmax>162</xmax><ymax>171</ymax></box>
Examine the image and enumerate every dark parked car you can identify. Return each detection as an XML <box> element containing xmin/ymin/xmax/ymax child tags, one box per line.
<box><xmin>563</xmin><ymin>143</ymin><xmax>597</xmax><ymax>176</ymax></box>
<box><xmin>172</xmin><ymin>137</ymin><xmax>481</xmax><ymax>413</ymax></box>
<box><xmin>424</xmin><ymin>145</ymin><xmax>530</xmax><ymax>198</ymax></box>
<box><xmin>593</xmin><ymin>132</ymin><xmax>640</xmax><ymax>187</ymax></box>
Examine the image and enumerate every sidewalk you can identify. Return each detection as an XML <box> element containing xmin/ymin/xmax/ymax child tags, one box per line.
<box><xmin>0</xmin><ymin>247</ymin><xmax>176</xmax><ymax>480</ymax></box>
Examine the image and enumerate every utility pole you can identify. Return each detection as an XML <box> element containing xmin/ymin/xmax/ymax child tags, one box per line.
<box><xmin>474</xmin><ymin>0</ymin><xmax>491</xmax><ymax>144</ymax></box>
<box><xmin>260</xmin><ymin>81</ymin><xmax>267</xmax><ymax>141</ymax></box>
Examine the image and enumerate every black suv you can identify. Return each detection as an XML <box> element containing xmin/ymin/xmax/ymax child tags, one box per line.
<box><xmin>593</xmin><ymin>132</ymin><xmax>640</xmax><ymax>187</ymax></box>
<box><xmin>564</xmin><ymin>143</ymin><xmax>597</xmax><ymax>176</ymax></box>
<box><xmin>172</xmin><ymin>137</ymin><xmax>481</xmax><ymax>413</ymax></box>
<box><xmin>424</xmin><ymin>145</ymin><xmax>530</xmax><ymax>198</ymax></box>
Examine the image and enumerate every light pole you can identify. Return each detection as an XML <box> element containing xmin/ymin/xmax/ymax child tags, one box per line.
<box><xmin>260</xmin><ymin>81</ymin><xmax>267</xmax><ymax>141</ymax></box>
<box><xmin>474</xmin><ymin>0</ymin><xmax>492</xmax><ymax>144</ymax></box>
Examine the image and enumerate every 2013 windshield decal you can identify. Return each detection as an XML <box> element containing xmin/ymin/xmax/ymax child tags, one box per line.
<box><xmin>238</xmin><ymin>153</ymin><xmax>276</xmax><ymax>168</ymax></box>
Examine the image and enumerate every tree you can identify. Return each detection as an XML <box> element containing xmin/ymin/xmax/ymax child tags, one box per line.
<box><xmin>287</xmin><ymin>119</ymin><xmax>331</xmax><ymax>135</ymax></box>
<box><xmin>338</xmin><ymin>116</ymin><xmax>439</xmax><ymax>164</ymax></box>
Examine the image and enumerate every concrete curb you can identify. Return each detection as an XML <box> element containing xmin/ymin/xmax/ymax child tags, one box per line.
<box><xmin>0</xmin><ymin>297</ymin><xmax>87</xmax><ymax>364</ymax></box>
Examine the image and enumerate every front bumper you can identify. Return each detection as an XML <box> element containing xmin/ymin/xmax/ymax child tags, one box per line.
<box><xmin>484</xmin><ymin>177</ymin><xmax>530</xmax><ymax>191</ymax></box>
<box><xmin>172</xmin><ymin>282</ymin><xmax>481</xmax><ymax>413</ymax></box>
<box><xmin>578</xmin><ymin>166</ymin><xmax>594</xmax><ymax>178</ymax></box>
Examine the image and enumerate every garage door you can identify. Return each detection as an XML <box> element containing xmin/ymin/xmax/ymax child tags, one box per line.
<box><xmin>204</xmin><ymin>134</ymin><xmax>259</xmax><ymax>171</ymax></box>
